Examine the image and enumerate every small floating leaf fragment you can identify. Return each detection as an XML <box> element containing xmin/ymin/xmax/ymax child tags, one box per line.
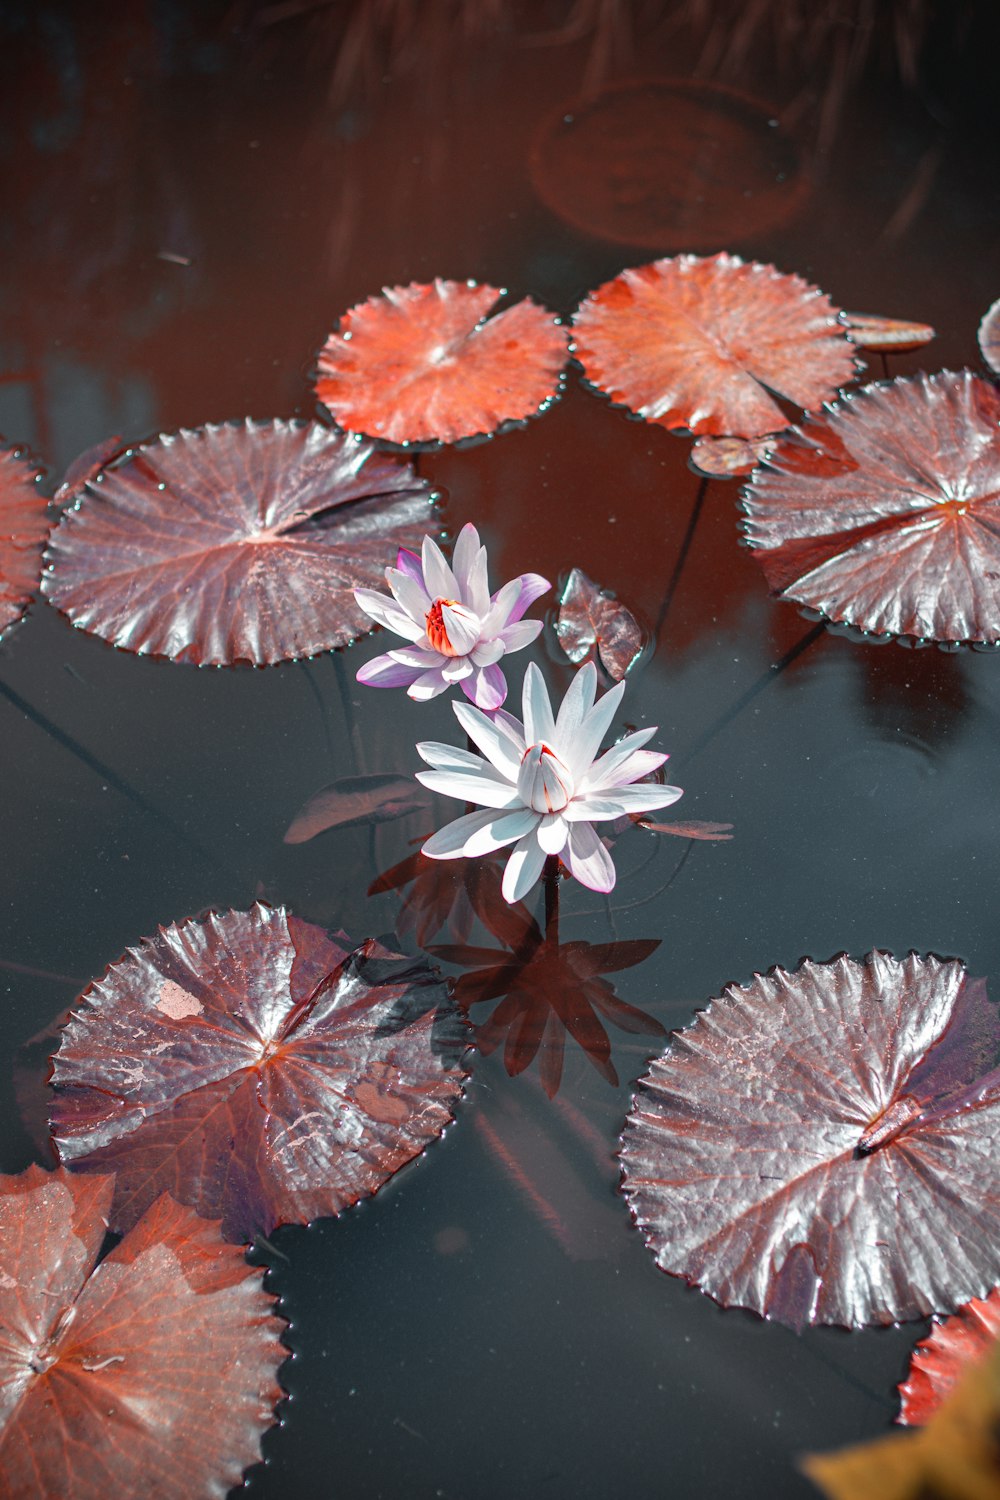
<box><xmin>0</xmin><ymin>443</ymin><xmax>49</xmax><ymax>640</ymax></box>
<box><xmin>50</xmin><ymin>903</ymin><xmax>469</xmax><ymax>1241</ymax></box>
<box><xmin>41</xmin><ymin>419</ymin><xmax>437</xmax><ymax>666</ymax></box>
<box><xmin>0</xmin><ymin>1166</ymin><xmax>285</xmax><ymax>1500</ymax></box>
<box><xmin>636</xmin><ymin>818</ymin><xmax>733</xmax><ymax>840</ymax></box>
<box><xmin>554</xmin><ymin>566</ymin><xmax>645</xmax><ymax>679</ymax></box>
<box><xmin>53</xmin><ymin>434</ymin><xmax>123</xmax><ymax>505</ymax></box>
<box><xmin>898</xmin><ymin>1288</ymin><xmax>1000</xmax><ymax>1426</ymax></box>
<box><xmin>978</xmin><ymin>296</ymin><xmax>1000</xmax><ymax>377</ymax></box>
<box><xmin>844</xmin><ymin>312</ymin><xmax>936</xmax><ymax>352</ymax></box>
<box><xmin>742</xmin><ymin>371</ymin><xmax>1000</xmax><ymax>646</ymax></box>
<box><xmin>689</xmin><ymin>433</ymin><xmax>774</xmax><ymax>478</ymax></box>
<box><xmin>619</xmin><ymin>951</ymin><xmax>1000</xmax><ymax>1328</ymax></box>
<box><xmin>284</xmin><ymin>773</ymin><xmax>429</xmax><ymax>843</ymax></box>
<box><xmin>572</xmin><ymin>253</ymin><xmax>858</xmax><ymax>439</ymax></box>
<box><xmin>314</xmin><ymin>278</ymin><xmax>568</xmax><ymax>446</ymax></box>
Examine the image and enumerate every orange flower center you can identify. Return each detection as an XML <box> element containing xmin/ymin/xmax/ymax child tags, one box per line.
<box><xmin>425</xmin><ymin>597</ymin><xmax>462</xmax><ymax>656</ymax></box>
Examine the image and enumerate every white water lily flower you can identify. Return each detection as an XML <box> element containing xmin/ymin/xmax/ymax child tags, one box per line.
<box><xmin>415</xmin><ymin>662</ymin><xmax>683</xmax><ymax>902</ymax></box>
<box><xmin>354</xmin><ymin>522</ymin><xmax>549</xmax><ymax>712</ymax></box>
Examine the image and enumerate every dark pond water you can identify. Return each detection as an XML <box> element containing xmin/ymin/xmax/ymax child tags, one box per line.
<box><xmin>2</xmin><ymin>3</ymin><xmax>1000</xmax><ymax>1496</ymax></box>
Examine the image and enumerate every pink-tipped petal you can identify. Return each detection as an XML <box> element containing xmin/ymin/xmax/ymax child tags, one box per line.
<box><xmin>498</xmin><ymin>618</ymin><xmax>542</xmax><ymax>654</ymax></box>
<box><xmin>388</xmin><ymin>644</ymin><xmax>444</xmax><ymax>669</ymax></box>
<box><xmin>356</xmin><ymin>653</ymin><xmax>423</xmax><ymax>689</ymax></box>
<box><xmin>480</xmin><ymin>578</ymin><xmax>522</xmax><ymax>635</ymax></box>
<box><xmin>462</xmin><ymin>662</ymin><xmax>507</xmax><ymax>712</ymax></box>
<box><xmin>582</xmin><ymin>731</ymin><xmax>660</xmax><ymax>793</ymax></box>
<box><xmin>565</xmin><ymin>820</ymin><xmax>616</xmax><ymax>892</ymax></box>
<box><xmin>522</xmin><ymin>661</ymin><xmax>556</xmax><ymax>745</ymax></box>
<box><xmin>502</xmin><ymin>828</ymin><xmax>548</xmax><ymax>902</ymax></box>
<box><xmin>507</xmin><ymin>572</ymin><xmax>551</xmax><ymax>623</ymax></box>
<box><xmin>354</xmin><ymin>587</ymin><xmax>425</xmax><ymax>641</ymax></box>
<box><xmin>408</xmin><ymin>666</ymin><xmax>451</xmax><ymax>701</ymax></box>
<box><xmin>395</xmin><ymin>546</ymin><xmax>425</xmax><ymax>583</ymax></box>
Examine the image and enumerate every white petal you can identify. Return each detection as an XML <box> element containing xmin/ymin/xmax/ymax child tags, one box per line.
<box><xmin>564</xmin><ymin>821</ymin><xmax>616</xmax><ymax>893</ymax></box>
<box><xmin>408</xmin><ymin>666</ymin><xmax>451</xmax><ymax>701</ymax></box>
<box><xmin>464</xmin><ymin>807</ymin><xmax>538</xmax><ymax>856</ymax></box>
<box><xmin>480</xmin><ymin>578</ymin><xmax>522</xmax><ymax>635</ymax></box>
<box><xmin>498</xmin><ymin>618</ymin><xmax>542</xmax><ymax>654</ymax></box>
<box><xmin>453</xmin><ymin>699</ymin><xmax>522</xmax><ymax>780</ymax></box>
<box><xmin>565</xmin><ymin>678</ymin><xmax>626</xmax><ymax>780</ymax></box>
<box><xmin>521</xmin><ymin>661</ymin><xmax>556</xmax><ymax>746</ymax></box>
<box><xmin>506</xmin><ymin>573</ymin><xmax>551</xmax><ymax>623</ymax></box>
<box><xmin>423</xmin><ymin>807</ymin><xmax>505</xmax><ymax>859</ymax></box>
<box><xmin>536</xmin><ymin>812</ymin><xmax>568</xmax><ymax>854</ymax></box>
<box><xmin>451</xmin><ymin>523</ymin><xmax>481</xmax><ymax>600</ymax></box>
<box><xmin>461</xmin><ymin>662</ymin><xmax>507</xmax><ymax>711</ymax></box>
<box><xmin>353</xmin><ymin>588</ymin><xmax>424</xmax><ymax>641</ymax></box>
<box><xmin>387</xmin><ymin>567</ymin><xmax>433</xmax><ymax>622</ymax></box>
<box><xmin>554</xmin><ymin>663</ymin><xmax>600</xmax><ymax>751</ymax></box>
<box><xmin>441</xmin><ymin>603</ymin><xmax>482</xmax><ymax>656</ymax></box>
<box><xmin>441</xmin><ymin>655</ymin><xmax>475</xmax><ymax>682</ymax></box>
<box><xmin>388</xmin><ymin>644</ymin><xmax>445</xmax><ymax>669</ymax></box>
<box><xmin>422</xmin><ymin>535</ymin><xmax>459</xmax><ymax>601</ymax></box>
<box><xmin>470</xmin><ymin>637</ymin><xmax>505</xmax><ymax>667</ymax></box>
<box><xmin>356</xmin><ymin>654</ymin><xmax>422</xmax><ymax>689</ymax></box>
<box><xmin>502</xmin><ymin>828</ymin><xmax>547</xmax><ymax>903</ymax></box>
<box><xmin>415</xmin><ymin>741</ymin><xmax>489</xmax><ymax>772</ymax></box>
<box><xmin>416</xmin><ymin>768</ymin><xmax>523</xmax><ymax>810</ymax></box>
<box><xmin>466</xmin><ymin>545</ymin><xmax>491</xmax><ymax>617</ymax></box>
<box><xmin>581</xmin><ymin>730</ymin><xmax>659</xmax><ymax>793</ymax></box>
<box><xmin>565</xmin><ymin>783</ymin><xmax>682</xmax><ymax>819</ymax></box>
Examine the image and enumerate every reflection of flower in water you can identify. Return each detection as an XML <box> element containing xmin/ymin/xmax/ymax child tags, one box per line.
<box><xmin>429</xmin><ymin>886</ymin><xmax>663</xmax><ymax>1097</ymax></box>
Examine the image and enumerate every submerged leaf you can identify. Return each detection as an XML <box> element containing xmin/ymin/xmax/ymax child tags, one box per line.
<box><xmin>554</xmin><ymin>566</ymin><xmax>645</xmax><ymax>679</ymax></box>
<box><xmin>0</xmin><ymin>1165</ymin><xmax>284</xmax><ymax>1500</ymax></box>
<box><xmin>50</xmin><ymin>904</ymin><xmax>469</xmax><ymax>1241</ymax></box>
<box><xmin>572</xmin><ymin>253</ymin><xmax>857</xmax><ymax>439</ymax></box>
<box><xmin>979</xmin><ymin>297</ymin><xmax>1000</xmax><ymax>378</ymax></box>
<box><xmin>284</xmin><ymin>774</ymin><xmax>429</xmax><ymax>844</ymax></box>
<box><xmin>620</xmin><ymin>951</ymin><xmax>1000</xmax><ymax>1328</ymax></box>
<box><xmin>844</xmin><ymin>312</ymin><xmax>936</xmax><ymax>352</ymax></box>
<box><xmin>0</xmin><ymin>444</ymin><xmax>48</xmax><ymax>640</ymax></box>
<box><xmin>314</xmin><ymin>279</ymin><xmax>568</xmax><ymax>446</ymax></box>
<box><xmin>743</xmin><ymin>371</ymin><xmax>1000</xmax><ymax>646</ymax></box>
<box><xmin>898</xmin><ymin>1288</ymin><xmax>1000</xmax><ymax>1426</ymax></box>
<box><xmin>42</xmin><ymin>419</ymin><xmax>436</xmax><ymax>666</ymax></box>
<box><xmin>804</xmin><ymin>1342</ymin><xmax>1000</xmax><ymax>1500</ymax></box>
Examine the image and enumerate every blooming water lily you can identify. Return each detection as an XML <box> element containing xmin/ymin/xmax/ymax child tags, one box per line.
<box><xmin>416</xmin><ymin>662</ymin><xmax>683</xmax><ymax>902</ymax></box>
<box><xmin>354</xmin><ymin>522</ymin><xmax>549</xmax><ymax>711</ymax></box>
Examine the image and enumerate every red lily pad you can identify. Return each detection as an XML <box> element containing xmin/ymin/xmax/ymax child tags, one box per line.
<box><xmin>0</xmin><ymin>1165</ymin><xmax>284</xmax><ymax>1500</ymax></box>
<box><xmin>50</xmin><ymin>904</ymin><xmax>469</xmax><ymax>1241</ymax></box>
<box><xmin>978</xmin><ymin>297</ymin><xmax>1000</xmax><ymax>377</ymax></box>
<box><xmin>284</xmin><ymin>773</ymin><xmax>429</xmax><ymax>844</ymax></box>
<box><xmin>314</xmin><ymin>279</ymin><xmax>569</xmax><ymax>446</ymax></box>
<box><xmin>0</xmin><ymin>443</ymin><xmax>48</xmax><ymax>639</ymax></box>
<box><xmin>554</xmin><ymin>566</ymin><xmax>645</xmax><ymax>680</ymax></box>
<box><xmin>844</xmin><ymin>312</ymin><xmax>936</xmax><ymax>353</ymax></box>
<box><xmin>41</xmin><ymin>420</ymin><xmax>436</xmax><ymax>666</ymax></box>
<box><xmin>898</xmin><ymin>1289</ymin><xmax>1000</xmax><ymax>1426</ymax></box>
<box><xmin>572</xmin><ymin>253</ymin><xmax>858</xmax><ymax>439</ymax></box>
<box><xmin>620</xmin><ymin>951</ymin><xmax>1000</xmax><ymax>1328</ymax></box>
<box><xmin>742</xmin><ymin>371</ymin><xmax>1000</xmax><ymax>646</ymax></box>
<box><xmin>689</xmin><ymin>434</ymin><xmax>775</xmax><ymax>479</ymax></box>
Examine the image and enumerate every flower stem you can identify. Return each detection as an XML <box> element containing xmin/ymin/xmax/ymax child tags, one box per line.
<box><xmin>655</xmin><ymin>474</ymin><xmax>709</xmax><ymax>642</ymax></box>
<box><xmin>544</xmin><ymin>855</ymin><xmax>560</xmax><ymax>945</ymax></box>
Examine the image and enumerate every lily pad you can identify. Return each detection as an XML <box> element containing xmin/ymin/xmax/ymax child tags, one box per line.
<box><xmin>620</xmin><ymin>951</ymin><xmax>1000</xmax><ymax>1328</ymax></box>
<box><xmin>898</xmin><ymin>1288</ymin><xmax>1000</xmax><ymax>1426</ymax></box>
<box><xmin>554</xmin><ymin>567</ymin><xmax>645</xmax><ymax>680</ymax></box>
<box><xmin>978</xmin><ymin>297</ymin><xmax>1000</xmax><ymax>377</ymax></box>
<box><xmin>689</xmin><ymin>434</ymin><xmax>774</xmax><ymax>479</ymax></box>
<box><xmin>844</xmin><ymin>312</ymin><xmax>936</xmax><ymax>352</ymax></box>
<box><xmin>572</xmin><ymin>253</ymin><xmax>858</xmax><ymax>439</ymax></box>
<box><xmin>42</xmin><ymin>419</ymin><xmax>436</xmax><ymax>666</ymax></box>
<box><xmin>742</xmin><ymin>371</ymin><xmax>1000</xmax><ymax>646</ymax></box>
<box><xmin>0</xmin><ymin>1165</ymin><xmax>284</xmax><ymax>1500</ymax></box>
<box><xmin>314</xmin><ymin>279</ymin><xmax>568</xmax><ymax>446</ymax></box>
<box><xmin>50</xmin><ymin>903</ymin><xmax>469</xmax><ymax>1241</ymax></box>
<box><xmin>0</xmin><ymin>443</ymin><xmax>48</xmax><ymax>640</ymax></box>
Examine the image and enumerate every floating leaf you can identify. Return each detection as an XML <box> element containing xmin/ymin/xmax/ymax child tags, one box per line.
<box><xmin>636</xmin><ymin>819</ymin><xmax>733</xmax><ymax>840</ymax></box>
<box><xmin>314</xmin><ymin>279</ymin><xmax>568</xmax><ymax>446</ymax></box>
<box><xmin>50</xmin><ymin>904</ymin><xmax>469</xmax><ymax>1241</ymax></box>
<box><xmin>898</xmin><ymin>1288</ymin><xmax>1000</xmax><ymax>1426</ymax></box>
<box><xmin>572</xmin><ymin>253</ymin><xmax>857</xmax><ymax>439</ymax></box>
<box><xmin>0</xmin><ymin>444</ymin><xmax>48</xmax><ymax>640</ymax></box>
<box><xmin>804</xmin><ymin>1342</ymin><xmax>1000</xmax><ymax>1500</ymax></box>
<box><xmin>689</xmin><ymin>434</ymin><xmax>775</xmax><ymax>479</ymax></box>
<box><xmin>0</xmin><ymin>1165</ymin><xmax>284</xmax><ymax>1500</ymax></box>
<box><xmin>284</xmin><ymin>773</ymin><xmax>429</xmax><ymax>844</ymax></box>
<box><xmin>844</xmin><ymin>312</ymin><xmax>936</xmax><ymax>352</ymax></box>
<box><xmin>743</xmin><ymin>371</ymin><xmax>1000</xmax><ymax>646</ymax></box>
<box><xmin>42</xmin><ymin>420</ymin><xmax>436</xmax><ymax>666</ymax></box>
<box><xmin>620</xmin><ymin>951</ymin><xmax>1000</xmax><ymax>1328</ymax></box>
<box><xmin>554</xmin><ymin>566</ymin><xmax>645</xmax><ymax>679</ymax></box>
<box><xmin>979</xmin><ymin>297</ymin><xmax>1000</xmax><ymax>378</ymax></box>
<box><xmin>53</xmin><ymin>435</ymin><xmax>124</xmax><ymax>506</ymax></box>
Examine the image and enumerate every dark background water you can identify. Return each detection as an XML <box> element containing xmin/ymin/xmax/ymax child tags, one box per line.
<box><xmin>2</xmin><ymin>2</ymin><xmax>1000</xmax><ymax>1496</ymax></box>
